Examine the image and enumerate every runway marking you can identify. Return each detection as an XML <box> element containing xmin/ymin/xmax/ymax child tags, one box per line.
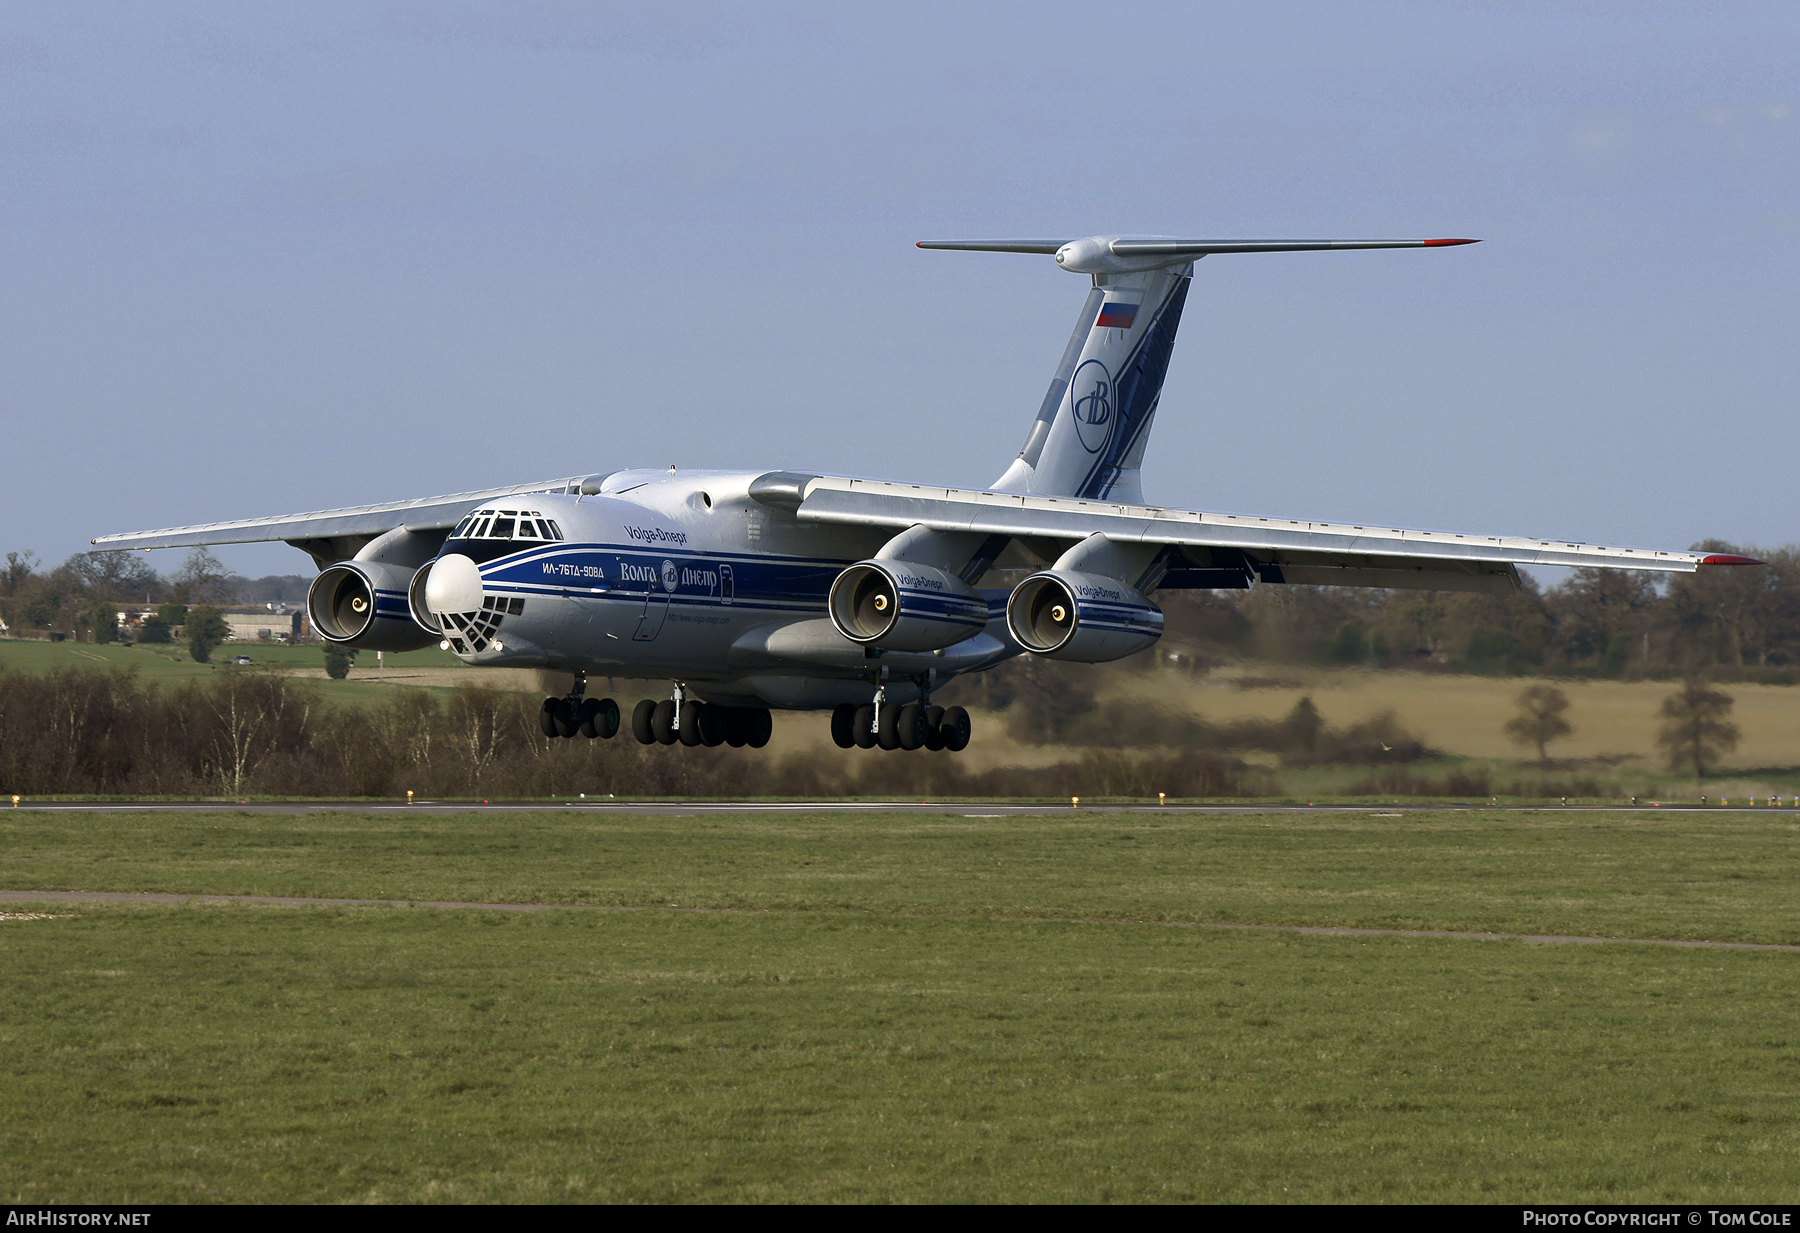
<box><xmin>4</xmin><ymin>889</ymin><xmax>1795</xmax><ymax>953</ymax></box>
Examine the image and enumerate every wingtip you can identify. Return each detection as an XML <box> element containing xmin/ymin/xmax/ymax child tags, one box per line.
<box><xmin>1701</xmin><ymin>553</ymin><xmax>1764</xmax><ymax>566</ymax></box>
<box><xmin>1423</xmin><ymin>238</ymin><xmax>1480</xmax><ymax>247</ymax></box>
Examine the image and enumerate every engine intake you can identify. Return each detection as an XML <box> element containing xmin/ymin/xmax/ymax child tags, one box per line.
<box><xmin>1006</xmin><ymin>570</ymin><xmax>1163</xmax><ymax>662</ymax></box>
<box><xmin>827</xmin><ymin>560</ymin><xmax>989</xmax><ymax>652</ymax></box>
<box><xmin>307</xmin><ymin>561</ymin><xmax>439</xmax><ymax>652</ymax></box>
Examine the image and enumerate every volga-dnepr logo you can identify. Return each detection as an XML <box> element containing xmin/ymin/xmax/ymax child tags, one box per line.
<box><xmin>1068</xmin><ymin>358</ymin><xmax>1113</xmax><ymax>454</ymax></box>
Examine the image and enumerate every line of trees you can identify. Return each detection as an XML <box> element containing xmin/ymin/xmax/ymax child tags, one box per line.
<box><xmin>0</xmin><ymin>547</ymin><xmax>309</xmax><ymax>642</ymax></box>
<box><xmin>1147</xmin><ymin>542</ymin><xmax>1800</xmax><ymax>681</ymax></box>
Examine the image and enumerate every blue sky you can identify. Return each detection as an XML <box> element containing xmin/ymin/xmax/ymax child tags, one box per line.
<box><xmin>3</xmin><ymin>1</ymin><xmax>1795</xmax><ymax>578</ymax></box>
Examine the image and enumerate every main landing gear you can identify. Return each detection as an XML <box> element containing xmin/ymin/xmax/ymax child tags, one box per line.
<box><xmin>539</xmin><ymin>671</ymin><xmax>622</xmax><ymax>740</ymax></box>
<box><xmin>629</xmin><ymin>683</ymin><xmax>772</xmax><ymax>749</ymax></box>
<box><xmin>829</xmin><ymin>668</ymin><xmax>970</xmax><ymax>752</ymax></box>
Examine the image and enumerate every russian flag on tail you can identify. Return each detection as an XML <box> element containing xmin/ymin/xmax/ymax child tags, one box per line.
<box><xmin>1095</xmin><ymin>301</ymin><xmax>1138</xmax><ymax>329</ymax></box>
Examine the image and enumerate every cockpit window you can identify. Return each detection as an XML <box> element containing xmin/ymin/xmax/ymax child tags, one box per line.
<box><xmin>453</xmin><ymin>510</ymin><xmax>563</xmax><ymax>542</ymax></box>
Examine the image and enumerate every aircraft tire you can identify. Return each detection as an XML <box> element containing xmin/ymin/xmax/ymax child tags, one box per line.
<box><xmin>580</xmin><ymin>697</ymin><xmax>620</xmax><ymax>740</ymax></box>
<box><xmin>632</xmin><ymin>699</ymin><xmax>657</xmax><ymax>745</ymax></box>
<box><xmin>941</xmin><ymin>706</ymin><xmax>971</xmax><ymax>752</ymax></box>
<box><xmin>652</xmin><ymin>699</ymin><xmax>677</xmax><ymax>745</ymax></box>
<box><xmin>678</xmin><ymin>702</ymin><xmax>705</xmax><ymax>747</ymax></box>
<box><xmin>723</xmin><ymin>708</ymin><xmax>748</xmax><ymax>747</ymax></box>
<box><xmin>746</xmin><ymin>707</ymin><xmax>773</xmax><ymax>749</ymax></box>
<box><xmin>852</xmin><ymin>705</ymin><xmax>877</xmax><ymax>749</ymax></box>
<box><xmin>539</xmin><ymin>698</ymin><xmax>560</xmax><ymax>739</ymax></box>
<box><xmin>876</xmin><ymin>703</ymin><xmax>902</xmax><ymax>751</ymax></box>
<box><xmin>553</xmin><ymin>698</ymin><xmax>580</xmax><ymax>739</ymax></box>
<box><xmin>829</xmin><ymin>703</ymin><xmax>856</xmax><ymax>749</ymax></box>
<box><xmin>922</xmin><ymin>706</ymin><xmax>946</xmax><ymax>751</ymax></box>
<box><xmin>697</xmin><ymin>704</ymin><xmax>727</xmax><ymax>747</ymax></box>
<box><xmin>897</xmin><ymin>702</ymin><xmax>925</xmax><ymax>751</ymax></box>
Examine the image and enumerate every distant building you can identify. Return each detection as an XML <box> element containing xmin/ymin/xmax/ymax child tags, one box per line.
<box><xmin>222</xmin><ymin>610</ymin><xmax>304</xmax><ymax>642</ymax></box>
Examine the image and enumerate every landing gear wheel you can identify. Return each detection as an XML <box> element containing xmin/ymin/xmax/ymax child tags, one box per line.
<box><xmin>724</xmin><ymin>708</ymin><xmax>749</xmax><ymax>748</ymax></box>
<box><xmin>697</xmin><ymin>704</ymin><xmax>727</xmax><ymax>747</ymax></box>
<box><xmin>652</xmin><ymin>699</ymin><xmax>677</xmax><ymax>745</ymax></box>
<box><xmin>679</xmin><ymin>702</ymin><xmax>705</xmax><ymax>747</ymax></box>
<box><xmin>923</xmin><ymin>705</ymin><xmax>946</xmax><ymax>751</ymax></box>
<box><xmin>746</xmin><ymin>708</ymin><xmax>773</xmax><ymax>749</ymax></box>
<box><xmin>852</xmin><ymin>704</ymin><xmax>877</xmax><ymax>749</ymax></box>
<box><xmin>553</xmin><ymin>698</ymin><xmax>580</xmax><ymax>739</ymax></box>
<box><xmin>897</xmin><ymin>702</ymin><xmax>926</xmax><ymax>751</ymax></box>
<box><xmin>877</xmin><ymin>703</ymin><xmax>902</xmax><ymax>751</ymax></box>
<box><xmin>580</xmin><ymin>697</ymin><xmax>620</xmax><ymax>740</ymax></box>
<box><xmin>539</xmin><ymin>698</ymin><xmax>560</xmax><ymax>739</ymax></box>
<box><xmin>830</xmin><ymin>703</ymin><xmax>856</xmax><ymax>749</ymax></box>
<box><xmin>632</xmin><ymin>699</ymin><xmax>657</xmax><ymax>745</ymax></box>
<box><xmin>941</xmin><ymin>705</ymin><xmax>971</xmax><ymax>753</ymax></box>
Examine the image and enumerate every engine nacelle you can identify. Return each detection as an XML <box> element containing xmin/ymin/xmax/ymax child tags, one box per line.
<box><xmin>1006</xmin><ymin>570</ymin><xmax>1163</xmax><ymax>662</ymax></box>
<box><xmin>827</xmin><ymin>560</ymin><xmax>990</xmax><ymax>652</ymax></box>
<box><xmin>307</xmin><ymin>560</ymin><xmax>440</xmax><ymax>652</ymax></box>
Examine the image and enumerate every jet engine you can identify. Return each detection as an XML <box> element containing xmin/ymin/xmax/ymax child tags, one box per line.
<box><xmin>307</xmin><ymin>560</ymin><xmax>440</xmax><ymax>652</ymax></box>
<box><xmin>827</xmin><ymin>560</ymin><xmax>989</xmax><ymax>652</ymax></box>
<box><xmin>1005</xmin><ymin>570</ymin><xmax>1163</xmax><ymax>663</ymax></box>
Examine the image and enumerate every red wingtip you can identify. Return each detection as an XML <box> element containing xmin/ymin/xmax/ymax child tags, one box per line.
<box><xmin>1701</xmin><ymin>553</ymin><xmax>1764</xmax><ymax>566</ymax></box>
<box><xmin>1423</xmin><ymin>238</ymin><xmax>1479</xmax><ymax>247</ymax></box>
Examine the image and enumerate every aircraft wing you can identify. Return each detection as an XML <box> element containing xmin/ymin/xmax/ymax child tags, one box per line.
<box><xmin>755</xmin><ymin>473</ymin><xmax>1751</xmax><ymax>593</ymax></box>
<box><xmin>91</xmin><ymin>478</ymin><xmax>578</xmax><ymax>552</ymax></box>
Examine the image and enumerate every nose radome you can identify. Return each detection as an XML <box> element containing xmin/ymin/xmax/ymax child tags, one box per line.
<box><xmin>425</xmin><ymin>553</ymin><xmax>484</xmax><ymax>615</ymax></box>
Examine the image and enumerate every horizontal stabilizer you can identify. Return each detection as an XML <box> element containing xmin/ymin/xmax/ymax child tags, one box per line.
<box><xmin>919</xmin><ymin>235</ymin><xmax>1478</xmax><ymax>275</ymax></box>
<box><xmin>915</xmin><ymin>240</ymin><xmax>1069</xmax><ymax>254</ymax></box>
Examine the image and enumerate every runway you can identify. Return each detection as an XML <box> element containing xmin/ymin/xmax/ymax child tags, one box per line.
<box><xmin>6</xmin><ymin>799</ymin><xmax>1793</xmax><ymax>816</ymax></box>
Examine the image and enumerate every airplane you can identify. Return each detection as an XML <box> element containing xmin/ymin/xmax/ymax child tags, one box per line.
<box><xmin>93</xmin><ymin>234</ymin><xmax>1760</xmax><ymax>753</ymax></box>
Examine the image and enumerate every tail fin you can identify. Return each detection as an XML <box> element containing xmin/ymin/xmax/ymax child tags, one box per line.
<box><xmin>919</xmin><ymin>235</ymin><xmax>1476</xmax><ymax>502</ymax></box>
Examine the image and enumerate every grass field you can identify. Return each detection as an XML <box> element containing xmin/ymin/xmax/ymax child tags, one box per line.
<box><xmin>3</xmin><ymin>809</ymin><xmax>1799</xmax><ymax>1202</ymax></box>
<box><xmin>1126</xmin><ymin>667</ymin><xmax>1800</xmax><ymax>769</ymax></box>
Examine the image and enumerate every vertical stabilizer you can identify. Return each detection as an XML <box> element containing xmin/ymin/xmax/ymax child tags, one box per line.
<box><xmin>990</xmin><ymin>265</ymin><xmax>1190</xmax><ymax>501</ymax></box>
<box><xmin>917</xmin><ymin>235</ymin><xmax>1477</xmax><ymax>504</ymax></box>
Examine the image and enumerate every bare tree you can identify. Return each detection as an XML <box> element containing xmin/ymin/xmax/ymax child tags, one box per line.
<box><xmin>67</xmin><ymin>550</ymin><xmax>158</xmax><ymax>601</ymax></box>
<box><xmin>2</xmin><ymin>551</ymin><xmax>40</xmax><ymax>596</ymax></box>
<box><xmin>171</xmin><ymin>547</ymin><xmax>233</xmax><ymax>606</ymax></box>
<box><xmin>1504</xmin><ymin>683</ymin><xmax>1573</xmax><ymax>765</ymax></box>
<box><xmin>1656</xmin><ymin>680</ymin><xmax>1740</xmax><ymax>779</ymax></box>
